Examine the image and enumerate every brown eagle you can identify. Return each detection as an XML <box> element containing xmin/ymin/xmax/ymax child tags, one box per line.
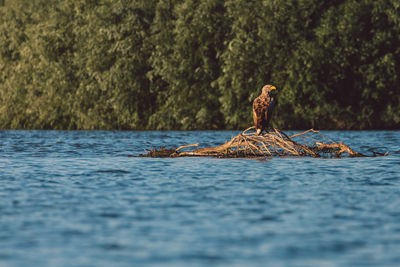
<box><xmin>253</xmin><ymin>84</ymin><xmax>277</xmax><ymax>135</ymax></box>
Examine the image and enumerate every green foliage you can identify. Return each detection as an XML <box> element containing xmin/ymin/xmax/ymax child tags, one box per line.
<box><xmin>71</xmin><ymin>0</ymin><xmax>157</xmax><ymax>129</ymax></box>
<box><xmin>149</xmin><ymin>0</ymin><xmax>228</xmax><ymax>130</ymax></box>
<box><xmin>0</xmin><ymin>0</ymin><xmax>399</xmax><ymax>129</ymax></box>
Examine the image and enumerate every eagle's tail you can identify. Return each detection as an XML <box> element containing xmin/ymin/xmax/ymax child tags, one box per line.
<box><xmin>256</xmin><ymin>128</ymin><xmax>262</xmax><ymax>135</ymax></box>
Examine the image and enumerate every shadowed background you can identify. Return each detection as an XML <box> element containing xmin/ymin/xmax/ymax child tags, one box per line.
<box><xmin>0</xmin><ymin>0</ymin><xmax>399</xmax><ymax>130</ymax></box>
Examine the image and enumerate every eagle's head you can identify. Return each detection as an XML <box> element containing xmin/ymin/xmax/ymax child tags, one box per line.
<box><xmin>261</xmin><ymin>84</ymin><xmax>277</xmax><ymax>95</ymax></box>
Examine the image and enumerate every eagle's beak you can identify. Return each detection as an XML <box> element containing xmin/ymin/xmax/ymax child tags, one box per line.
<box><xmin>271</xmin><ymin>86</ymin><xmax>276</xmax><ymax>90</ymax></box>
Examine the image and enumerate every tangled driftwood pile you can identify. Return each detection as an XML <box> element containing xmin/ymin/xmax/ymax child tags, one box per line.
<box><xmin>141</xmin><ymin>127</ymin><xmax>388</xmax><ymax>158</ymax></box>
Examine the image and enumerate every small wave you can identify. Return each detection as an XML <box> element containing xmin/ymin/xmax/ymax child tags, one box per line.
<box><xmin>366</xmin><ymin>181</ymin><xmax>393</xmax><ymax>186</ymax></box>
<box><xmin>98</xmin><ymin>212</ymin><xmax>122</xmax><ymax>218</ymax></box>
<box><xmin>257</xmin><ymin>215</ymin><xmax>279</xmax><ymax>222</ymax></box>
<box><xmin>96</xmin><ymin>169</ymin><xmax>130</xmax><ymax>174</ymax></box>
<box><xmin>0</xmin><ymin>253</ymin><xmax>13</xmax><ymax>260</ymax></box>
<box><xmin>100</xmin><ymin>243</ymin><xmax>124</xmax><ymax>251</ymax></box>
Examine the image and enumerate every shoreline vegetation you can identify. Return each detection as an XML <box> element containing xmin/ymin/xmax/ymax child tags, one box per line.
<box><xmin>1</xmin><ymin>0</ymin><xmax>399</xmax><ymax>131</ymax></box>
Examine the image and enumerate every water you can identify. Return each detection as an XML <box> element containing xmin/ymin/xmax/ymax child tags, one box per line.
<box><xmin>1</xmin><ymin>130</ymin><xmax>400</xmax><ymax>266</ymax></box>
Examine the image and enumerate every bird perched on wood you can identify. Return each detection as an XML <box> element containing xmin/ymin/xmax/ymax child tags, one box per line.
<box><xmin>253</xmin><ymin>84</ymin><xmax>277</xmax><ymax>135</ymax></box>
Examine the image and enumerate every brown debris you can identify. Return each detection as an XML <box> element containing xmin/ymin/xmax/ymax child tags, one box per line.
<box><xmin>140</xmin><ymin>127</ymin><xmax>388</xmax><ymax>158</ymax></box>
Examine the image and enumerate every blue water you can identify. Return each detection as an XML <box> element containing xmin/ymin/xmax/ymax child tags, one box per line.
<box><xmin>1</xmin><ymin>130</ymin><xmax>400</xmax><ymax>266</ymax></box>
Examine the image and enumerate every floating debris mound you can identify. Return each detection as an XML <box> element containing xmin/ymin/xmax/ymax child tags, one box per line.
<box><xmin>140</xmin><ymin>127</ymin><xmax>388</xmax><ymax>158</ymax></box>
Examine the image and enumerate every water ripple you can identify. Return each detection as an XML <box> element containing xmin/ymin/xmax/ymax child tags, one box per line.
<box><xmin>0</xmin><ymin>130</ymin><xmax>400</xmax><ymax>266</ymax></box>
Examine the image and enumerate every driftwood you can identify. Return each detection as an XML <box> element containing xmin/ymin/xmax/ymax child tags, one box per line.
<box><xmin>140</xmin><ymin>127</ymin><xmax>388</xmax><ymax>158</ymax></box>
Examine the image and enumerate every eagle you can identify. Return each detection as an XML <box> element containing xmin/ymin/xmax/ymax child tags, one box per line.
<box><xmin>253</xmin><ymin>84</ymin><xmax>277</xmax><ymax>135</ymax></box>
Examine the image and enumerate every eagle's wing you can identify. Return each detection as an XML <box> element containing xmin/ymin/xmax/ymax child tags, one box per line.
<box><xmin>253</xmin><ymin>97</ymin><xmax>266</xmax><ymax>130</ymax></box>
<box><xmin>265</xmin><ymin>97</ymin><xmax>276</xmax><ymax>126</ymax></box>
<box><xmin>253</xmin><ymin>101</ymin><xmax>258</xmax><ymax>126</ymax></box>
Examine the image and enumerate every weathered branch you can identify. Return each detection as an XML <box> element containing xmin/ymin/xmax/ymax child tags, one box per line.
<box><xmin>175</xmin><ymin>143</ymin><xmax>199</xmax><ymax>151</ymax></box>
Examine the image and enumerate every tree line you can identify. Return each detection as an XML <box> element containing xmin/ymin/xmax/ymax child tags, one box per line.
<box><xmin>1</xmin><ymin>0</ymin><xmax>399</xmax><ymax>130</ymax></box>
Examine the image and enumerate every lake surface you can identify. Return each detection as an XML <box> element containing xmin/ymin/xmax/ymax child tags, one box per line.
<box><xmin>1</xmin><ymin>130</ymin><xmax>400</xmax><ymax>266</ymax></box>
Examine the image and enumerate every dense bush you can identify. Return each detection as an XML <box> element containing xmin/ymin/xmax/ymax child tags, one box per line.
<box><xmin>1</xmin><ymin>0</ymin><xmax>399</xmax><ymax>130</ymax></box>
